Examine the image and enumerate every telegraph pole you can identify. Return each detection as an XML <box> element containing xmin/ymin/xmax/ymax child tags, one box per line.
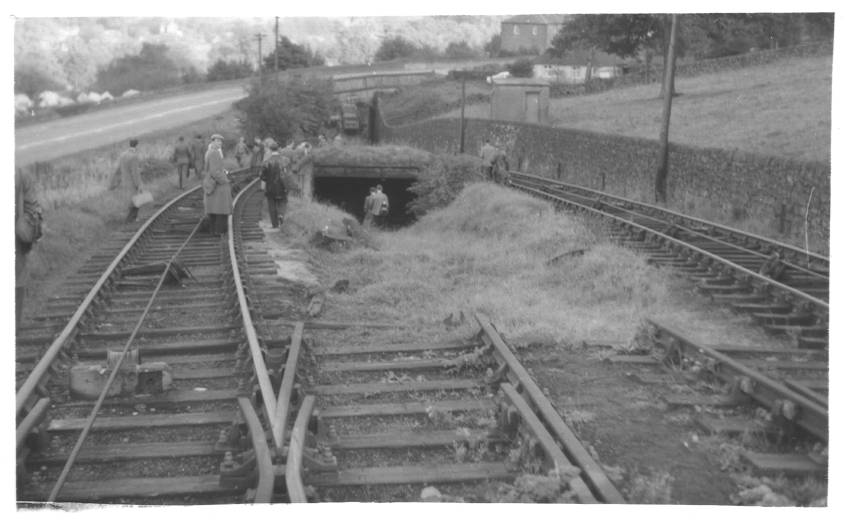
<box><xmin>274</xmin><ymin>17</ymin><xmax>280</xmax><ymax>74</ymax></box>
<box><xmin>655</xmin><ymin>13</ymin><xmax>678</xmax><ymax>204</ymax></box>
<box><xmin>459</xmin><ymin>77</ymin><xmax>467</xmax><ymax>153</ymax></box>
<box><xmin>255</xmin><ymin>33</ymin><xmax>265</xmax><ymax>82</ymax></box>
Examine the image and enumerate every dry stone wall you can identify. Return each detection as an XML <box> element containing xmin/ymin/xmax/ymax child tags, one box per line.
<box><xmin>378</xmin><ymin>114</ymin><xmax>830</xmax><ymax>254</ymax></box>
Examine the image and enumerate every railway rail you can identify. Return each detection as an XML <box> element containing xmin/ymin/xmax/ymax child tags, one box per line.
<box><xmin>509</xmin><ymin>172</ymin><xmax>829</xmax><ymax>350</ymax></box>
<box><xmin>15</xmin><ymin>169</ymin><xmax>277</xmax><ymax>504</ymax></box>
<box><xmin>508</xmin><ymin>172</ymin><xmax>829</xmax><ymax>472</ymax></box>
<box><xmin>286</xmin><ymin>313</ymin><xmax>624</xmax><ymax>503</ymax></box>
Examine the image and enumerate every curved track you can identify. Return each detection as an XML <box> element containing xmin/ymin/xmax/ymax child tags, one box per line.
<box><xmin>510</xmin><ymin>173</ymin><xmax>829</xmax><ymax>350</ymax></box>
<box><xmin>16</xmin><ymin>171</ymin><xmax>265</xmax><ymax>505</ymax></box>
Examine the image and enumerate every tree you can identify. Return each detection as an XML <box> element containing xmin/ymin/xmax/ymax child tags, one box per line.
<box><xmin>263</xmin><ymin>36</ymin><xmax>325</xmax><ymax>71</ymax></box>
<box><xmin>236</xmin><ymin>76</ymin><xmax>334</xmax><ymax>145</ymax></box>
<box><xmin>507</xmin><ymin>58</ymin><xmax>535</xmax><ymax>78</ymax></box>
<box><xmin>15</xmin><ymin>65</ymin><xmax>64</xmax><ymax>98</ymax></box>
<box><xmin>444</xmin><ymin>40</ymin><xmax>479</xmax><ymax>60</ymax></box>
<box><xmin>374</xmin><ymin>36</ymin><xmax>419</xmax><ymax>61</ymax></box>
<box><xmin>206</xmin><ymin>59</ymin><xmax>253</xmax><ymax>82</ymax></box>
<box><xmin>95</xmin><ymin>42</ymin><xmax>183</xmax><ymax>94</ymax></box>
<box><xmin>484</xmin><ymin>34</ymin><xmax>501</xmax><ymax>58</ymax></box>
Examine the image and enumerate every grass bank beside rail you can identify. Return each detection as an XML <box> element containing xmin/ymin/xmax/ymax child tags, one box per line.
<box><xmin>18</xmin><ymin>109</ymin><xmax>244</xmax><ymax>320</ymax></box>
<box><xmin>439</xmin><ymin>54</ymin><xmax>831</xmax><ymax>163</ymax></box>
<box><xmin>285</xmin><ymin>183</ymin><xmax>787</xmax><ymax>350</ymax></box>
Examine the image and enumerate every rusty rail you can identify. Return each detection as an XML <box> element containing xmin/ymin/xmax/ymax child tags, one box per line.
<box><xmin>285</xmin><ymin>395</ymin><xmax>316</xmax><ymax>503</ymax></box>
<box><xmin>238</xmin><ymin>397</ymin><xmax>275</xmax><ymax>503</ymax></box>
<box><xmin>647</xmin><ymin>319</ymin><xmax>828</xmax><ymax>440</ymax></box>
<box><xmin>474</xmin><ymin>313</ymin><xmax>625</xmax><ymax>504</ymax></box>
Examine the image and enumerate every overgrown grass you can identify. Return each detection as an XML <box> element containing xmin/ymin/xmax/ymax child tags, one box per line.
<box><xmin>379</xmin><ymin>77</ymin><xmax>491</xmax><ymax>125</ymax></box>
<box><xmin>288</xmin><ymin>182</ymin><xmax>785</xmax><ymax>348</ymax></box>
<box><xmin>439</xmin><ymin>54</ymin><xmax>831</xmax><ymax>162</ymax></box>
<box><xmin>19</xmin><ymin>110</ymin><xmax>244</xmax><ymax>316</ymax></box>
<box><xmin>312</xmin><ymin>144</ymin><xmax>432</xmax><ymax>167</ymax></box>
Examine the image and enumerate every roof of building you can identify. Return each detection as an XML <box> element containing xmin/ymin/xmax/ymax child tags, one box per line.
<box><xmin>502</xmin><ymin>14</ymin><xmax>568</xmax><ymax>26</ymax></box>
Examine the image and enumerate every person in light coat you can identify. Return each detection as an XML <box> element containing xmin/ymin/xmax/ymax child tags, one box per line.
<box><xmin>110</xmin><ymin>138</ymin><xmax>144</xmax><ymax>223</ymax></box>
<box><xmin>203</xmin><ymin>134</ymin><xmax>233</xmax><ymax>235</ymax></box>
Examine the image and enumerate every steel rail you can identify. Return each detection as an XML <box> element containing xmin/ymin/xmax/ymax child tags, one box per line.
<box><xmin>16</xmin><ymin>185</ymin><xmax>202</xmax><ymax>418</ymax></box>
<box><xmin>238</xmin><ymin>397</ymin><xmax>275</xmax><ymax>503</ymax></box>
<box><xmin>512</xmin><ymin>183</ymin><xmax>828</xmax><ymax>312</ymax></box>
<box><xmin>499</xmin><ymin>383</ymin><xmax>597</xmax><ymax>504</ymax></box>
<box><xmin>49</xmin><ymin>216</ymin><xmax>205</xmax><ymax>501</ymax></box>
<box><xmin>227</xmin><ymin>178</ymin><xmax>284</xmax><ymax>449</ymax></box>
<box><xmin>511</xmin><ymin>172</ymin><xmax>829</xmax><ymax>268</ymax></box>
<box><xmin>647</xmin><ymin>319</ymin><xmax>828</xmax><ymax>440</ymax></box>
<box><xmin>285</xmin><ymin>395</ymin><xmax>316</xmax><ymax>503</ymax></box>
<box><xmin>273</xmin><ymin>322</ymin><xmax>304</xmax><ymax>454</ymax></box>
<box><xmin>474</xmin><ymin>313</ymin><xmax>625</xmax><ymax>504</ymax></box>
<box><xmin>16</xmin><ymin>398</ymin><xmax>50</xmax><ymax>451</ymax></box>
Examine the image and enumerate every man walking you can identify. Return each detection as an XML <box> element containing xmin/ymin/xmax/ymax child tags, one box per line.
<box><xmin>367</xmin><ymin>184</ymin><xmax>389</xmax><ymax>228</ymax></box>
<box><xmin>171</xmin><ymin>136</ymin><xmax>192</xmax><ymax>189</ymax></box>
<box><xmin>259</xmin><ymin>142</ymin><xmax>292</xmax><ymax>229</ymax></box>
<box><xmin>191</xmin><ymin>134</ymin><xmax>206</xmax><ymax>179</ymax></box>
<box><xmin>234</xmin><ymin>137</ymin><xmax>249</xmax><ymax>168</ymax></box>
<box><xmin>111</xmin><ymin>139</ymin><xmax>144</xmax><ymax>223</ymax></box>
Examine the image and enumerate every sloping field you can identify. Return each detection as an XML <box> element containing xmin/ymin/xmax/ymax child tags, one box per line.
<box><xmin>443</xmin><ymin>55</ymin><xmax>832</xmax><ymax>163</ymax></box>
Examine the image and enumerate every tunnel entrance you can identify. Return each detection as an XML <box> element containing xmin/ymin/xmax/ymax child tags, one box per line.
<box><xmin>313</xmin><ymin>176</ymin><xmax>417</xmax><ymax>228</ymax></box>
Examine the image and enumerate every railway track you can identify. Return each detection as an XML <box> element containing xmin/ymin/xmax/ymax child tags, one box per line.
<box><xmin>285</xmin><ymin>314</ymin><xmax>624</xmax><ymax>503</ymax></box>
<box><xmin>508</xmin><ymin>172</ymin><xmax>828</xmax><ymax>471</ymax></box>
<box><xmin>16</xmin><ymin>170</ymin><xmax>273</xmax><ymax>505</ymax></box>
<box><xmin>510</xmin><ymin>172</ymin><xmax>829</xmax><ymax>349</ymax></box>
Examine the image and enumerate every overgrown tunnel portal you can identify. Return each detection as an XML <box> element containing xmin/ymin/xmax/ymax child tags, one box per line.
<box><xmin>312</xmin><ymin>167</ymin><xmax>419</xmax><ymax>228</ymax></box>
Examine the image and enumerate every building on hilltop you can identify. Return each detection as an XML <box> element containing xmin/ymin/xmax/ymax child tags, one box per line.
<box><xmin>500</xmin><ymin>14</ymin><xmax>568</xmax><ymax>55</ymax></box>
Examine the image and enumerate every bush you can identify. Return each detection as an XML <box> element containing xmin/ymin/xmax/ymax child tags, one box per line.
<box><xmin>407</xmin><ymin>154</ymin><xmax>483</xmax><ymax>216</ymax></box>
<box><xmin>507</xmin><ymin>58</ymin><xmax>535</xmax><ymax>78</ymax></box>
<box><xmin>236</xmin><ymin>76</ymin><xmax>334</xmax><ymax>144</ymax></box>
<box><xmin>95</xmin><ymin>43</ymin><xmax>183</xmax><ymax>94</ymax></box>
<box><xmin>207</xmin><ymin>59</ymin><xmax>254</xmax><ymax>82</ymax></box>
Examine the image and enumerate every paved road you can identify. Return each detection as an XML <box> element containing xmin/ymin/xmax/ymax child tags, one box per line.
<box><xmin>15</xmin><ymin>86</ymin><xmax>246</xmax><ymax>166</ymax></box>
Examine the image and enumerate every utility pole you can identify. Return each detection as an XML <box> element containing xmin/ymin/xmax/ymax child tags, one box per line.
<box><xmin>459</xmin><ymin>77</ymin><xmax>467</xmax><ymax>153</ymax></box>
<box><xmin>274</xmin><ymin>17</ymin><xmax>280</xmax><ymax>75</ymax></box>
<box><xmin>655</xmin><ymin>13</ymin><xmax>678</xmax><ymax>204</ymax></box>
<box><xmin>255</xmin><ymin>33</ymin><xmax>265</xmax><ymax>82</ymax></box>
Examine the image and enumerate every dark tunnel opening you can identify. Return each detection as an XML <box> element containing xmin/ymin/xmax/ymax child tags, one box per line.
<box><xmin>313</xmin><ymin>176</ymin><xmax>418</xmax><ymax>228</ymax></box>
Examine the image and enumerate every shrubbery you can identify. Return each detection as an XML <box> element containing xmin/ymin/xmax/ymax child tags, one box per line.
<box><xmin>236</xmin><ymin>76</ymin><xmax>335</xmax><ymax>144</ymax></box>
<box><xmin>407</xmin><ymin>154</ymin><xmax>483</xmax><ymax>216</ymax></box>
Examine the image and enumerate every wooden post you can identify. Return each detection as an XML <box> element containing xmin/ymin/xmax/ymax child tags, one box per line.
<box><xmin>255</xmin><ymin>33</ymin><xmax>265</xmax><ymax>82</ymax></box>
<box><xmin>654</xmin><ymin>14</ymin><xmax>678</xmax><ymax>204</ymax></box>
<box><xmin>274</xmin><ymin>17</ymin><xmax>279</xmax><ymax>75</ymax></box>
<box><xmin>459</xmin><ymin>77</ymin><xmax>467</xmax><ymax>154</ymax></box>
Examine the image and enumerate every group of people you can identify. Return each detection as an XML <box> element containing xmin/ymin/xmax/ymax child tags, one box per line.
<box><xmin>362</xmin><ymin>185</ymin><xmax>390</xmax><ymax>228</ymax></box>
<box><xmin>479</xmin><ymin>139</ymin><xmax>511</xmax><ymax>185</ymax></box>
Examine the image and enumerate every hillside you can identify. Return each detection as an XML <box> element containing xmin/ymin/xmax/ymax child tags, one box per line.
<box><xmin>441</xmin><ymin>54</ymin><xmax>832</xmax><ymax>163</ymax></box>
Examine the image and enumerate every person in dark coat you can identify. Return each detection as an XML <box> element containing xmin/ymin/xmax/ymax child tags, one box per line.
<box><xmin>171</xmin><ymin>136</ymin><xmax>192</xmax><ymax>189</ymax></box>
<box><xmin>250</xmin><ymin>137</ymin><xmax>264</xmax><ymax>173</ymax></box>
<box><xmin>259</xmin><ymin>143</ymin><xmax>292</xmax><ymax>229</ymax></box>
<box><xmin>234</xmin><ymin>137</ymin><xmax>249</xmax><ymax>168</ymax></box>
<box><xmin>190</xmin><ymin>134</ymin><xmax>206</xmax><ymax>178</ymax></box>
<box><xmin>203</xmin><ymin>134</ymin><xmax>233</xmax><ymax>235</ymax></box>
<box><xmin>16</xmin><ymin>168</ymin><xmax>42</xmax><ymax>328</ymax></box>
<box><xmin>111</xmin><ymin>139</ymin><xmax>144</xmax><ymax>223</ymax></box>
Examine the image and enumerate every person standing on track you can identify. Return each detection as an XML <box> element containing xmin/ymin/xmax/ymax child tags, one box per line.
<box><xmin>111</xmin><ymin>138</ymin><xmax>144</xmax><ymax>223</ymax></box>
<box><xmin>259</xmin><ymin>142</ymin><xmax>292</xmax><ymax>229</ymax></box>
<box><xmin>171</xmin><ymin>136</ymin><xmax>192</xmax><ymax>189</ymax></box>
<box><xmin>190</xmin><ymin>134</ymin><xmax>206</xmax><ymax>179</ymax></box>
<box><xmin>373</xmin><ymin>184</ymin><xmax>389</xmax><ymax>228</ymax></box>
<box><xmin>250</xmin><ymin>137</ymin><xmax>264</xmax><ymax>173</ymax></box>
<box><xmin>203</xmin><ymin>134</ymin><xmax>233</xmax><ymax>236</ymax></box>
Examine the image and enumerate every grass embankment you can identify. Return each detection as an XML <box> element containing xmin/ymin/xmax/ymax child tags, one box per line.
<box><xmin>441</xmin><ymin>54</ymin><xmax>831</xmax><ymax>163</ymax></box>
<box><xmin>20</xmin><ymin>109</ymin><xmax>244</xmax><ymax>317</ymax></box>
<box><xmin>286</xmin><ymin>182</ymin><xmax>783</xmax><ymax>348</ymax></box>
<box><xmin>312</xmin><ymin>144</ymin><xmax>432</xmax><ymax>166</ymax></box>
<box><xmin>379</xmin><ymin>78</ymin><xmax>491</xmax><ymax>126</ymax></box>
